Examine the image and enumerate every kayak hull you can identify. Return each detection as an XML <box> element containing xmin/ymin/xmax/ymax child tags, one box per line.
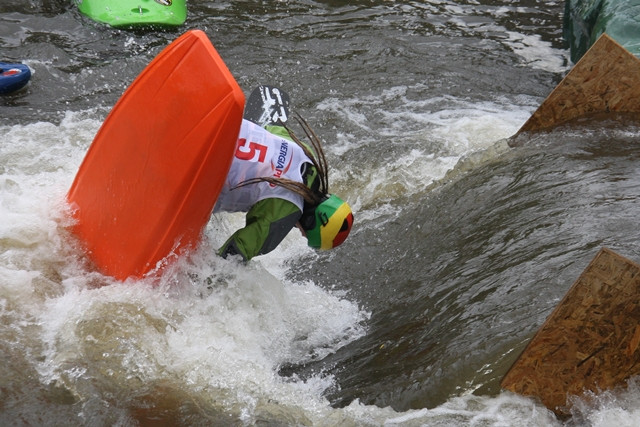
<box><xmin>75</xmin><ymin>0</ymin><xmax>187</xmax><ymax>28</ymax></box>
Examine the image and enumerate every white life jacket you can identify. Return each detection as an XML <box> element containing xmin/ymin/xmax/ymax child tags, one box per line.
<box><xmin>213</xmin><ymin>119</ymin><xmax>309</xmax><ymax>213</ymax></box>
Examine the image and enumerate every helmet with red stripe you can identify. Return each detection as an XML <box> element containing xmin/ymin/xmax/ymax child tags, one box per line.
<box><xmin>302</xmin><ymin>194</ymin><xmax>353</xmax><ymax>250</ymax></box>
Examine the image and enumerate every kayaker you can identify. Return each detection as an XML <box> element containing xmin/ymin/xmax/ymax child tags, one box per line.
<box><xmin>213</xmin><ymin>116</ymin><xmax>353</xmax><ymax>261</ymax></box>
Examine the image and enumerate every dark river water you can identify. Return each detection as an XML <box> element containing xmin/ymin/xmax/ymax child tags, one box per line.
<box><xmin>2</xmin><ymin>1</ymin><xmax>640</xmax><ymax>425</ymax></box>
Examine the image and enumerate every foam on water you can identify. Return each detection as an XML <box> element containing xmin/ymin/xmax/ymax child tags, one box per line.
<box><xmin>317</xmin><ymin>86</ymin><xmax>533</xmax><ymax>215</ymax></box>
<box><xmin>30</xmin><ymin>249</ymin><xmax>370</xmax><ymax>420</ymax></box>
<box><xmin>505</xmin><ymin>31</ymin><xmax>570</xmax><ymax>72</ymax></box>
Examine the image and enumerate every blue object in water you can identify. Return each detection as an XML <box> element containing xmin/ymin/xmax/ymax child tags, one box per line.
<box><xmin>0</xmin><ymin>62</ymin><xmax>31</xmax><ymax>95</ymax></box>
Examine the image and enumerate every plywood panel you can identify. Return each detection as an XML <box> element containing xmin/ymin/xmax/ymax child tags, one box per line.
<box><xmin>516</xmin><ymin>34</ymin><xmax>640</xmax><ymax>135</ymax></box>
<box><xmin>501</xmin><ymin>248</ymin><xmax>640</xmax><ymax>416</ymax></box>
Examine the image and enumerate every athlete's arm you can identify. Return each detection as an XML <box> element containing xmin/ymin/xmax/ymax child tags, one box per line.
<box><xmin>218</xmin><ymin>198</ymin><xmax>302</xmax><ymax>261</ymax></box>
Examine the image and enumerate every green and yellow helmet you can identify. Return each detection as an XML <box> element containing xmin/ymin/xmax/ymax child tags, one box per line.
<box><xmin>302</xmin><ymin>194</ymin><xmax>353</xmax><ymax>250</ymax></box>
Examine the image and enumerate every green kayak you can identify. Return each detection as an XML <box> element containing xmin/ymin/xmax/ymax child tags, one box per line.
<box><xmin>75</xmin><ymin>0</ymin><xmax>187</xmax><ymax>28</ymax></box>
<box><xmin>565</xmin><ymin>0</ymin><xmax>640</xmax><ymax>61</ymax></box>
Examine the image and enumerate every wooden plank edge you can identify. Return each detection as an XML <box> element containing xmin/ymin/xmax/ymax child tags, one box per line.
<box><xmin>500</xmin><ymin>247</ymin><xmax>640</xmax><ymax>417</ymax></box>
<box><xmin>511</xmin><ymin>33</ymin><xmax>640</xmax><ymax>142</ymax></box>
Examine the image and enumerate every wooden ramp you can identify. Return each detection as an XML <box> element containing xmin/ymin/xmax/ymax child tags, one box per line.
<box><xmin>501</xmin><ymin>248</ymin><xmax>640</xmax><ymax>417</ymax></box>
<box><xmin>515</xmin><ymin>34</ymin><xmax>640</xmax><ymax>136</ymax></box>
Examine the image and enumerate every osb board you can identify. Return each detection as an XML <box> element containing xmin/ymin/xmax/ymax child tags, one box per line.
<box><xmin>517</xmin><ymin>34</ymin><xmax>640</xmax><ymax>135</ymax></box>
<box><xmin>501</xmin><ymin>248</ymin><xmax>640</xmax><ymax>417</ymax></box>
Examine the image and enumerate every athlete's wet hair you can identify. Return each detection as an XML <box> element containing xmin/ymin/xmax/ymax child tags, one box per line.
<box><xmin>231</xmin><ymin>114</ymin><xmax>329</xmax><ymax>206</ymax></box>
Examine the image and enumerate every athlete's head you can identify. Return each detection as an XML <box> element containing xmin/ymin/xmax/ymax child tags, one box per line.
<box><xmin>300</xmin><ymin>194</ymin><xmax>353</xmax><ymax>250</ymax></box>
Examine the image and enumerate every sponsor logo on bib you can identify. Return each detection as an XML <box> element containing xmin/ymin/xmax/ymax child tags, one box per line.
<box><xmin>270</xmin><ymin>141</ymin><xmax>293</xmax><ymax>185</ymax></box>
